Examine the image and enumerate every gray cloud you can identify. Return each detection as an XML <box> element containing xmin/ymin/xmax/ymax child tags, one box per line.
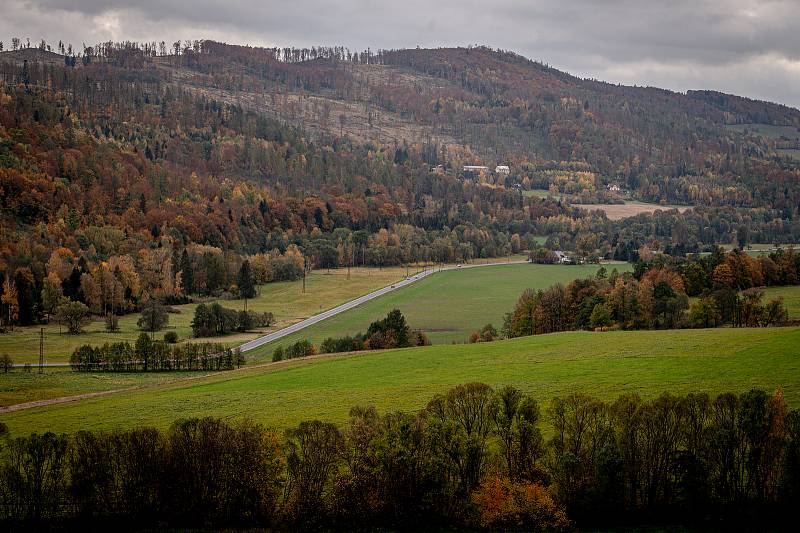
<box><xmin>2</xmin><ymin>0</ymin><xmax>798</xmax><ymax>108</ymax></box>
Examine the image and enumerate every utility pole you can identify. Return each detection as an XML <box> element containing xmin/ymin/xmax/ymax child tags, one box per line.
<box><xmin>302</xmin><ymin>256</ymin><xmax>306</xmax><ymax>294</ymax></box>
<box><xmin>39</xmin><ymin>328</ymin><xmax>44</xmax><ymax>373</ymax></box>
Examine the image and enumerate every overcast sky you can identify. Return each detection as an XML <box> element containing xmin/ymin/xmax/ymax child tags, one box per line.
<box><xmin>2</xmin><ymin>0</ymin><xmax>798</xmax><ymax>109</ymax></box>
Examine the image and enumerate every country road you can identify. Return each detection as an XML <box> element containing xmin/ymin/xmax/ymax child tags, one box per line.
<box><xmin>11</xmin><ymin>259</ymin><xmax>527</xmax><ymax>368</ymax></box>
<box><xmin>239</xmin><ymin>259</ymin><xmax>527</xmax><ymax>353</ymax></box>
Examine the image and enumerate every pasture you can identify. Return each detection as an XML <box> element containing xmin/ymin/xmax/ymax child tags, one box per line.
<box><xmin>3</xmin><ymin>326</ymin><xmax>798</xmax><ymax>436</ymax></box>
<box><xmin>249</xmin><ymin>262</ymin><xmax>630</xmax><ymax>360</ymax></box>
<box><xmin>764</xmin><ymin>284</ymin><xmax>800</xmax><ymax>318</ymax></box>
<box><xmin>576</xmin><ymin>200</ymin><xmax>691</xmax><ymax>220</ymax></box>
<box><xmin>523</xmin><ymin>189</ymin><xmax>561</xmax><ymax>200</ymax></box>
<box><xmin>0</xmin><ymin>266</ymin><xmax>409</xmax><ymax>364</ymax></box>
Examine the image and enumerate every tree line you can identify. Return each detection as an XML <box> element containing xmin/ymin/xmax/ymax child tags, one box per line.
<box><xmin>318</xmin><ymin>309</ymin><xmax>430</xmax><ymax>354</ymax></box>
<box><xmin>69</xmin><ymin>334</ymin><xmax>243</xmax><ymax>372</ymax></box>
<box><xmin>503</xmin><ymin>264</ymin><xmax>789</xmax><ymax>339</ymax></box>
<box><xmin>190</xmin><ymin>303</ymin><xmax>274</xmax><ymax>338</ymax></box>
<box><xmin>0</xmin><ymin>384</ymin><xmax>797</xmax><ymax>530</ymax></box>
<box><xmin>270</xmin><ymin>310</ymin><xmax>430</xmax><ymax>361</ymax></box>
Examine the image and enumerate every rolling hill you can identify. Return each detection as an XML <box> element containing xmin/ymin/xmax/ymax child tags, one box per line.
<box><xmin>3</xmin><ymin>326</ymin><xmax>798</xmax><ymax>435</ymax></box>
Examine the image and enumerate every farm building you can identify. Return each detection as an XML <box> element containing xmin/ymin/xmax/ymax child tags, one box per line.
<box><xmin>554</xmin><ymin>250</ymin><xmax>573</xmax><ymax>264</ymax></box>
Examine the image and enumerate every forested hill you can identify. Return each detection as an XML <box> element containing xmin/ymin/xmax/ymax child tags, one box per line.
<box><xmin>170</xmin><ymin>42</ymin><xmax>800</xmax><ymax>207</ymax></box>
<box><xmin>0</xmin><ymin>40</ymin><xmax>799</xmax><ymax>330</ymax></box>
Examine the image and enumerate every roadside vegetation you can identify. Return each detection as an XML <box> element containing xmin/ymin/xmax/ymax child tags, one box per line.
<box><xmin>0</xmin><ymin>266</ymin><xmax>409</xmax><ymax>363</ymax></box>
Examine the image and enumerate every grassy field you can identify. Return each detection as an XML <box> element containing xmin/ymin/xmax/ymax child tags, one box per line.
<box><xmin>0</xmin><ymin>260</ymin><xmax>601</xmax><ymax>407</ymax></box>
<box><xmin>0</xmin><ymin>266</ymin><xmax>409</xmax><ymax>364</ymax></box>
<box><xmin>0</xmin><ymin>369</ymin><xmax>204</xmax><ymax>407</ymax></box>
<box><xmin>777</xmin><ymin>149</ymin><xmax>800</xmax><ymax>161</ymax></box>
<box><xmin>523</xmin><ymin>189</ymin><xmax>561</xmax><ymax>200</ymax></box>
<box><xmin>764</xmin><ymin>285</ymin><xmax>800</xmax><ymax>318</ymax></box>
<box><xmin>576</xmin><ymin>200</ymin><xmax>691</xmax><ymax>220</ymax></box>
<box><xmin>726</xmin><ymin>123</ymin><xmax>800</xmax><ymax>140</ymax></box>
<box><xmin>3</xmin><ymin>326</ymin><xmax>798</xmax><ymax>436</ymax></box>
<box><xmin>726</xmin><ymin>124</ymin><xmax>800</xmax><ymax>161</ymax></box>
<box><xmin>247</xmin><ymin>262</ymin><xmax>630</xmax><ymax>360</ymax></box>
<box><xmin>721</xmin><ymin>243</ymin><xmax>784</xmax><ymax>257</ymax></box>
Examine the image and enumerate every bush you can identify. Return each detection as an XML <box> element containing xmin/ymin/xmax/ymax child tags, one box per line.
<box><xmin>1</xmin><ymin>353</ymin><xmax>13</xmax><ymax>373</ymax></box>
<box><xmin>105</xmin><ymin>312</ymin><xmax>119</xmax><ymax>332</ymax></box>
<box><xmin>272</xmin><ymin>346</ymin><xmax>284</xmax><ymax>362</ymax></box>
<box><xmin>137</xmin><ymin>299</ymin><xmax>169</xmax><ymax>332</ymax></box>
<box><xmin>469</xmin><ymin>324</ymin><xmax>497</xmax><ymax>343</ymax></box>
<box><xmin>163</xmin><ymin>331</ymin><xmax>179</xmax><ymax>344</ymax></box>
<box><xmin>472</xmin><ymin>476</ymin><xmax>570</xmax><ymax>531</ymax></box>
<box><xmin>284</xmin><ymin>339</ymin><xmax>315</xmax><ymax>359</ymax></box>
<box><xmin>55</xmin><ymin>300</ymin><xmax>90</xmax><ymax>334</ymax></box>
<box><xmin>320</xmin><ymin>335</ymin><xmax>364</xmax><ymax>354</ymax></box>
<box><xmin>412</xmin><ymin>330</ymin><xmax>431</xmax><ymax>346</ymax></box>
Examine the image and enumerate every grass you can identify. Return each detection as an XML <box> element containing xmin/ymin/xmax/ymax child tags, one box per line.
<box><xmin>247</xmin><ymin>262</ymin><xmax>630</xmax><ymax>360</ymax></box>
<box><xmin>576</xmin><ymin>200</ymin><xmax>691</xmax><ymax>220</ymax></box>
<box><xmin>776</xmin><ymin>148</ymin><xmax>800</xmax><ymax>161</ymax></box>
<box><xmin>726</xmin><ymin>123</ymin><xmax>800</xmax><ymax>140</ymax></box>
<box><xmin>3</xmin><ymin>326</ymin><xmax>798</xmax><ymax>436</ymax></box>
<box><xmin>523</xmin><ymin>189</ymin><xmax>561</xmax><ymax>200</ymax></box>
<box><xmin>763</xmin><ymin>285</ymin><xmax>800</xmax><ymax>318</ymax></box>
<box><xmin>0</xmin><ymin>369</ymin><xmax>202</xmax><ymax>407</ymax></box>
<box><xmin>0</xmin><ymin>266</ymin><xmax>409</xmax><ymax>364</ymax></box>
<box><xmin>720</xmin><ymin>243</ymin><xmax>782</xmax><ymax>256</ymax></box>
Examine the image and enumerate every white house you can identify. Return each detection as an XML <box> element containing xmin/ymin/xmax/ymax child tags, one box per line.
<box><xmin>495</xmin><ymin>165</ymin><xmax>510</xmax><ymax>175</ymax></box>
<box><xmin>553</xmin><ymin>250</ymin><xmax>573</xmax><ymax>264</ymax></box>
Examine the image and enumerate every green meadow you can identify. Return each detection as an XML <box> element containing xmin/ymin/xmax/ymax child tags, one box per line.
<box><xmin>0</xmin><ymin>266</ymin><xmax>410</xmax><ymax>364</ymax></box>
<box><xmin>3</xmin><ymin>326</ymin><xmax>798</xmax><ymax>436</ymax></box>
<box><xmin>248</xmin><ymin>262</ymin><xmax>630</xmax><ymax>360</ymax></box>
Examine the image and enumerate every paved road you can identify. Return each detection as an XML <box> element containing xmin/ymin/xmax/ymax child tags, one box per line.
<box><xmin>239</xmin><ymin>260</ymin><xmax>527</xmax><ymax>353</ymax></box>
<box><xmin>11</xmin><ymin>260</ymin><xmax>528</xmax><ymax>366</ymax></box>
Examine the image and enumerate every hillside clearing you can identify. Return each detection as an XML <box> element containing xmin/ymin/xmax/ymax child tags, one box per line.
<box><xmin>576</xmin><ymin>201</ymin><xmax>692</xmax><ymax>220</ymax></box>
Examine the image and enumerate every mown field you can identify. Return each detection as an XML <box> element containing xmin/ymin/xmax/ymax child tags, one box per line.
<box><xmin>3</xmin><ymin>326</ymin><xmax>798</xmax><ymax>436</ymax></box>
<box><xmin>248</xmin><ymin>262</ymin><xmax>630</xmax><ymax>360</ymax></box>
<box><xmin>0</xmin><ymin>266</ymin><xmax>409</xmax><ymax>364</ymax></box>
<box><xmin>576</xmin><ymin>200</ymin><xmax>691</xmax><ymax>220</ymax></box>
<box><xmin>764</xmin><ymin>285</ymin><xmax>800</xmax><ymax>318</ymax></box>
<box><xmin>0</xmin><ymin>369</ymin><xmax>200</xmax><ymax>407</ymax></box>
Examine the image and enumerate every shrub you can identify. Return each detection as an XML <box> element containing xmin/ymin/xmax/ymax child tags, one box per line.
<box><xmin>1</xmin><ymin>353</ymin><xmax>13</xmax><ymax>373</ymax></box>
<box><xmin>55</xmin><ymin>300</ymin><xmax>90</xmax><ymax>334</ymax></box>
<box><xmin>472</xmin><ymin>476</ymin><xmax>570</xmax><ymax>531</ymax></box>
<box><xmin>163</xmin><ymin>331</ymin><xmax>179</xmax><ymax>344</ymax></box>
<box><xmin>285</xmin><ymin>339</ymin><xmax>315</xmax><ymax>359</ymax></box>
<box><xmin>272</xmin><ymin>346</ymin><xmax>284</xmax><ymax>362</ymax></box>
<box><xmin>192</xmin><ymin>303</ymin><xmax>274</xmax><ymax>337</ymax></box>
<box><xmin>138</xmin><ymin>299</ymin><xmax>169</xmax><ymax>332</ymax></box>
<box><xmin>412</xmin><ymin>330</ymin><xmax>431</xmax><ymax>346</ymax></box>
